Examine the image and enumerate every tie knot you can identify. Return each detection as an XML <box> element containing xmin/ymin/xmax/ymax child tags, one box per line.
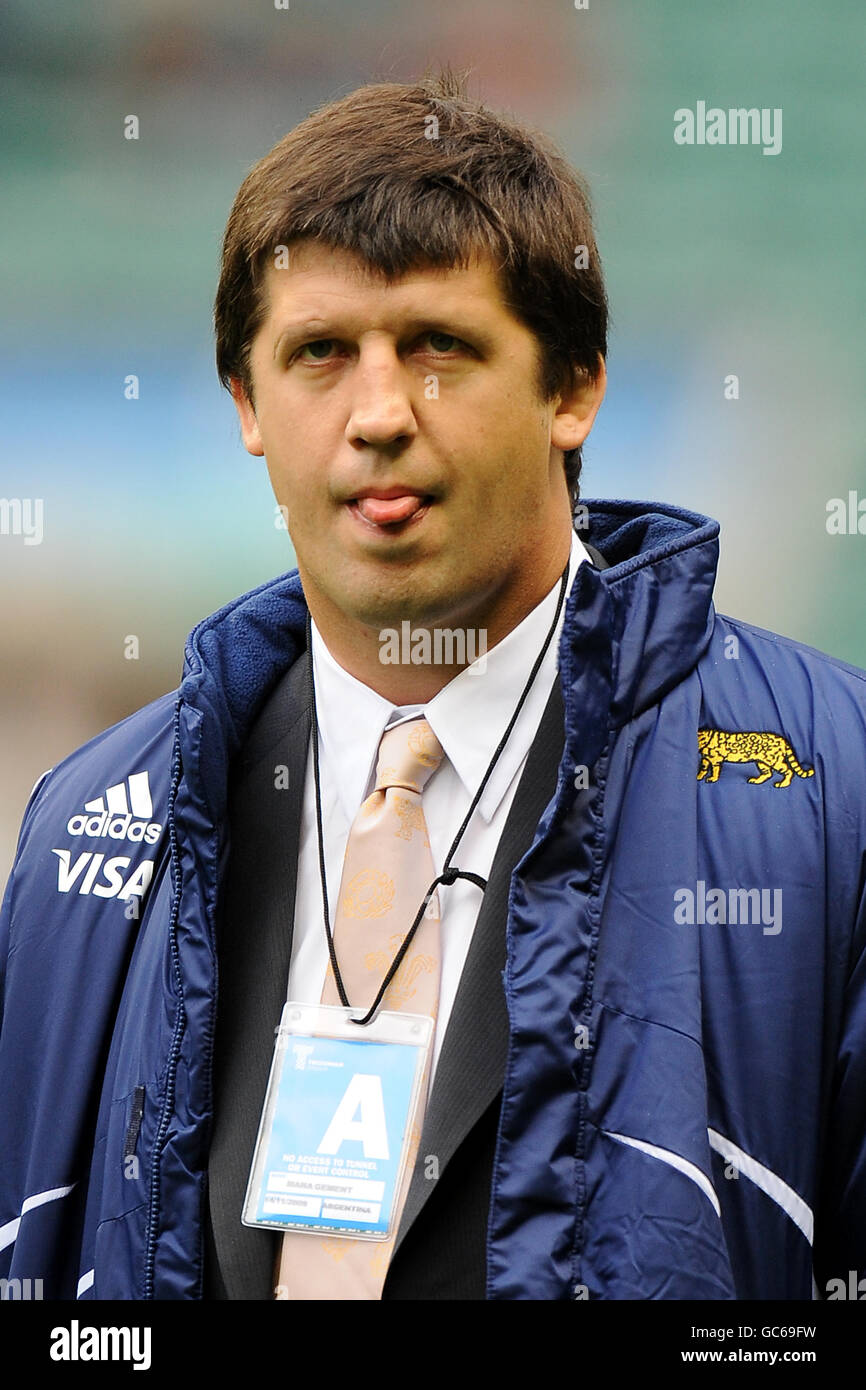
<box><xmin>374</xmin><ymin>717</ymin><xmax>444</xmax><ymax>794</ymax></box>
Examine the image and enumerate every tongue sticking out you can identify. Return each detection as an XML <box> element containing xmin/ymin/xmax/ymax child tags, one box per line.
<box><xmin>356</xmin><ymin>495</ymin><xmax>425</xmax><ymax>525</ymax></box>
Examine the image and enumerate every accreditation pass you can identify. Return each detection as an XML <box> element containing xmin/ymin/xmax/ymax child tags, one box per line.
<box><xmin>242</xmin><ymin>1002</ymin><xmax>432</xmax><ymax>1240</ymax></box>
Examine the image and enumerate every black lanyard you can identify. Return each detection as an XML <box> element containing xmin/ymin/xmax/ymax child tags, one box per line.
<box><xmin>306</xmin><ymin>561</ymin><xmax>570</xmax><ymax>1026</ymax></box>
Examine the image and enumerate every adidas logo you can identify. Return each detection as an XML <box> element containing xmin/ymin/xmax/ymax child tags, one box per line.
<box><xmin>66</xmin><ymin>771</ymin><xmax>162</xmax><ymax>845</ymax></box>
<box><xmin>53</xmin><ymin>771</ymin><xmax>161</xmax><ymax>902</ymax></box>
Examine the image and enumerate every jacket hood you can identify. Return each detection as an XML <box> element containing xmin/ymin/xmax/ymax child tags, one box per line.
<box><xmin>178</xmin><ymin>499</ymin><xmax>720</xmax><ymax>807</ymax></box>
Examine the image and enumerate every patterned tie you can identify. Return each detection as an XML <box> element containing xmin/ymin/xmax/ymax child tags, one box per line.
<box><xmin>274</xmin><ymin>716</ymin><xmax>445</xmax><ymax>1299</ymax></box>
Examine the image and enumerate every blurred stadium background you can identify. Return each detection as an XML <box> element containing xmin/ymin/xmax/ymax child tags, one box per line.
<box><xmin>1</xmin><ymin>0</ymin><xmax>864</xmax><ymax>878</ymax></box>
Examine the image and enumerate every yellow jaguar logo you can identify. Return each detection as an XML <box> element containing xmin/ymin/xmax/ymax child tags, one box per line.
<box><xmin>697</xmin><ymin>729</ymin><xmax>814</xmax><ymax>789</ymax></box>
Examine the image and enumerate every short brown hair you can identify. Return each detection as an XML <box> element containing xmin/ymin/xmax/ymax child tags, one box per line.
<box><xmin>214</xmin><ymin>68</ymin><xmax>607</xmax><ymax>506</ymax></box>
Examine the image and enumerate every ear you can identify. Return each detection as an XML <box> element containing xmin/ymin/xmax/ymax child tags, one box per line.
<box><xmin>549</xmin><ymin>355</ymin><xmax>606</xmax><ymax>454</ymax></box>
<box><xmin>230</xmin><ymin>377</ymin><xmax>265</xmax><ymax>457</ymax></box>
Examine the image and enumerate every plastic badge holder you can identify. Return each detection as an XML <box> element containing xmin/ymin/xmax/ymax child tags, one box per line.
<box><xmin>242</xmin><ymin>1001</ymin><xmax>433</xmax><ymax>1240</ymax></box>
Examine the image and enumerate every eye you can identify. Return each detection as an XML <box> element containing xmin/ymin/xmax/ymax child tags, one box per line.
<box><xmin>293</xmin><ymin>332</ymin><xmax>466</xmax><ymax>363</ymax></box>
<box><xmin>425</xmin><ymin>332</ymin><xmax>460</xmax><ymax>353</ymax></box>
<box><xmin>297</xmin><ymin>339</ymin><xmax>337</xmax><ymax>361</ymax></box>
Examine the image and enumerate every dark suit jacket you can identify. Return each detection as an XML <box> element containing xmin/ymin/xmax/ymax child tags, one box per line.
<box><xmin>204</xmin><ymin>540</ymin><xmax>608</xmax><ymax>1299</ymax></box>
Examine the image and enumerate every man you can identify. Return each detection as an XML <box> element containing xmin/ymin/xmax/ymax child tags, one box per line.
<box><xmin>1</xmin><ymin>72</ymin><xmax>864</xmax><ymax>1302</ymax></box>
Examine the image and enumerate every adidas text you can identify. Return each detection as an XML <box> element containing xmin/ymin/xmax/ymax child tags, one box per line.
<box><xmin>66</xmin><ymin>810</ymin><xmax>162</xmax><ymax>844</ymax></box>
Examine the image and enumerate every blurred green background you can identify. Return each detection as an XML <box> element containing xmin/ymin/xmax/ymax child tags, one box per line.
<box><xmin>2</xmin><ymin>0</ymin><xmax>864</xmax><ymax>877</ymax></box>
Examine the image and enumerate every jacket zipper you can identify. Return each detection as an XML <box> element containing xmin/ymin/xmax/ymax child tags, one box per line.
<box><xmin>142</xmin><ymin>695</ymin><xmax>187</xmax><ymax>1299</ymax></box>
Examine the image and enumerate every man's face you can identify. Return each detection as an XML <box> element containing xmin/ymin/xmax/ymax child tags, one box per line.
<box><xmin>231</xmin><ymin>240</ymin><xmax>605</xmax><ymax>643</ymax></box>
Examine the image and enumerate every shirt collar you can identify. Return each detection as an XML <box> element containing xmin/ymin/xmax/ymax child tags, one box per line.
<box><xmin>311</xmin><ymin>529</ymin><xmax>589</xmax><ymax>824</ymax></box>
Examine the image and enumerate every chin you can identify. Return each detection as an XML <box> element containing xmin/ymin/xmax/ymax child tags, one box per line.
<box><xmin>344</xmin><ymin>580</ymin><xmax>458</xmax><ymax>633</ymax></box>
<box><xmin>309</xmin><ymin>552</ymin><xmax>484</xmax><ymax>629</ymax></box>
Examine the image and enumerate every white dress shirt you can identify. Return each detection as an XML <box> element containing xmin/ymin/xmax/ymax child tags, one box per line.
<box><xmin>287</xmin><ymin>529</ymin><xmax>589</xmax><ymax>1085</ymax></box>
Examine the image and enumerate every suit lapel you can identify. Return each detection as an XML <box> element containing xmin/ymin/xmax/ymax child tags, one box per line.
<box><xmin>391</xmin><ymin>675</ymin><xmax>566</xmax><ymax>1258</ymax></box>
<box><xmin>207</xmin><ymin>652</ymin><xmax>312</xmax><ymax>1300</ymax></box>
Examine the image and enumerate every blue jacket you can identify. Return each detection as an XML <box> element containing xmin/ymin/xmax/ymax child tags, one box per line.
<box><xmin>2</xmin><ymin>499</ymin><xmax>864</xmax><ymax>1300</ymax></box>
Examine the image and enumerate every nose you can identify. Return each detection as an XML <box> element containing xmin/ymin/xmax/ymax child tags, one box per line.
<box><xmin>345</xmin><ymin>343</ymin><xmax>418</xmax><ymax>448</ymax></box>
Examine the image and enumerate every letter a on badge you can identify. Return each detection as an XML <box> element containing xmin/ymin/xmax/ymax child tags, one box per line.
<box><xmin>317</xmin><ymin>1073</ymin><xmax>390</xmax><ymax>1159</ymax></box>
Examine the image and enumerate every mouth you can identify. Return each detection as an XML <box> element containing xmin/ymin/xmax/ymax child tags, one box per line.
<box><xmin>346</xmin><ymin>491</ymin><xmax>436</xmax><ymax>531</ymax></box>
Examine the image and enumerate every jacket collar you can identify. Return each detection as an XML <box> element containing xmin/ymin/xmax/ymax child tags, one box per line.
<box><xmin>178</xmin><ymin>499</ymin><xmax>720</xmax><ymax>788</ymax></box>
<box><xmin>562</xmin><ymin>499</ymin><xmax>719</xmax><ymax>742</ymax></box>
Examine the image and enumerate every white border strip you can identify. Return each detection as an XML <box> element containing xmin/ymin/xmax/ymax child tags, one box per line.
<box><xmin>0</xmin><ymin>1183</ymin><xmax>76</xmax><ymax>1252</ymax></box>
<box><xmin>708</xmin><ymin>1128</ymin><xmax>813</xmax><ymax>1244</ymax></box>
<box><xmin>77</xmin><ymin>1268</ymin><xmax>95</xmax><ymax>1298</ymax></box>
<box><xmin>604</xmin><ymin>1130</ymin><xmax>721</xmax><ymax>1218</ymax></box>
